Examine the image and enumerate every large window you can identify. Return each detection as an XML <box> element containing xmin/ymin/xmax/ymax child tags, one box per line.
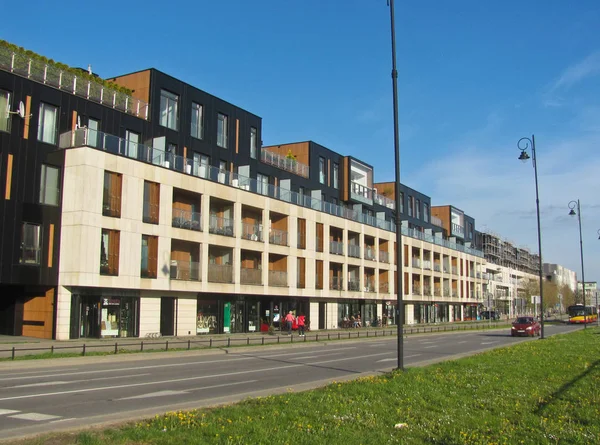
<box><xmin>37</xmin><ymin>102</ymin><xmax>58</xmax><ymax>144</ymax></box>
<box><xmin>217</xmin><ymin>113</ymin><xmax>228</xmax><ymax>148</ymax></box>
<box><xmin>416</xmin><ymin>199</ymin><xmax>421</xmax><ymax>219</ymax></box>
<box><xmin>250</xmin><ymin>127</ymin><xmax>257</xmax><ymax>159</ymax></box>
<box><xmin>39</xmin><ymin>164</ymin><xmax>60</xmax><ymax>206</ymax></box>
<box><xmin>141</xmin><ymin>235</ymin><xmax>158</xmax><ymax>278</ymax></box>
<box><xmin>20</xmin><ymin>223</ymin><xmax>41</xmax><ymax>265</ymax></box>
<box><xmin>191</xmin><ymin>102</ymin><xmax>203</xmax><ymax>139</ymax></box>
<box><xmin>257</xmin><ymin>173</ymin><xmax>269</xmax><ymax>196</ymax></box>
<box><xmin>88</xmin><ymin>118</ymin><xmax>99</xmax><ymax>147</ymax></box>
<box><xmin>319</xmin><ymin>157</ymin><xmax>326</xmax><ymax>184</ymax></box>
<box><xmin>408</xmin><ymin>195</ymin><xmax>413</xmax><ymax>217</ymax></box>
<box><xmin>333</xmin><ymin>163</ymin><xmax>339</xmax><ymax>189</ymax></box>
<box><xmin>143</xmin><ymin>181</ymin><xmax>160</xmax><ymax>224</ymax></box>
<box><xmin>103</xmin><ymin>171</ymin><xmax>122</xmax><ymax>217</ymax></box>
<box><xmin>159</xmin><ymin>89</ymin><xmax>178</xmax><ymax>130</ymax></box>
<box><xmin>399</xmin><ymin>192</ymin><xmax>404</xmax><ymax>213</ymax></box>
<box><xmin>0</xmin><ymin>89</ymin><xmax>11</xmax><ymax>133</ymax></box>
<box><xmin>424</xmin><ymin>203</ymin><xmax>429</xmax><ymax>223</ymax></box>
<box><xmin>125</xmin><ymin>130</ymin><xmax>140</xmax><ymax>159</ymax></box>
<box><xmin>193</xmin><ymin>153</ymin><xmax>210</xmax><ymax>178</ymax></box>
<box><xmin>100</xmin><ymin>229</ymin><xmax>120</xmax><ymax>276</ymax></box>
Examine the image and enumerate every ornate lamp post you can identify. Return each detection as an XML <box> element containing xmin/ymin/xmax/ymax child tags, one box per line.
<box><xmin>517</xmin><ymin>136</ymin><xmax>545</xmax><ymax>339</ymax></box>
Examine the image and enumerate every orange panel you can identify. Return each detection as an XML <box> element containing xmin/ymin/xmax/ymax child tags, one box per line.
<box><xmin>48</xmin><ymin>224</ymin><xmax>54</xmax><ymax>267</ymax></box>
<box><xmin>23</xmin><ymin>96</ymin><xmax>31</xmax><ymax>139</ymax></box>
<box><xmin>5</xmin><ymin>154</ymin><xmax>13</xmax><ymax>200</ymax></box>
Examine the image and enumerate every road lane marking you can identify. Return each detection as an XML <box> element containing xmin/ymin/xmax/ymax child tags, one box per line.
<box><xmin>7</xmin><ymin>373</ymin><xmax>151</xmax><ymax>389</ymax></box>
<box><xmin>0</xmin><ymin>351</ymin><xmax>392</xmax><ymax>402</ymax></box>
<box><xmin>376</xmin><ymin>358</ymin><xmax>397</xmax><ymax>363</ymax></box>
<box><xmin>0</xmin><ymin>409</ymin><xmax>20</xmax><ymax>415</ymax></box>
<box><xmin>9</xmin><ymin>412</ymin><xmax>61</xmax><ymax>421</ymax></box>
<box><xmin>118</xmin><ymin>390</ymin><xmax>190</xmax><ymax>400</ymax></box>
<box><xmin>481</xmin><ymin>341</ymin><xmax>499</xmax><ymax>345</ymax></box>
<box><xmin>172</xmin><ymin>380</ymin><xmax>258</xmax><ymax>395</ymax></box>
<box><xmin>457</xmin><ymin>341</ymin><xmax>468</xmax><ymax>344</ymax></box>
<box><xmin>423</xmin><ymin>346</ymin><xmax>437</xmax><ymax>349</ymax></box>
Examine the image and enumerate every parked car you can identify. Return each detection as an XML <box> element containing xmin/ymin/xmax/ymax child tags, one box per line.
<box><xmin>480</xmin><ymin>310</ymin><xmax>500</xmax><ymax>320</ymax></box>
<box><xmin>511</xmin><ymin>316</ymin><xmax>541</xmax><ymax>337</ymax></box>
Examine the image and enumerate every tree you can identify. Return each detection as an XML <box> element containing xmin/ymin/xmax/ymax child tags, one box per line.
<box><xmin>558</xmin><ymin>284</ymin><xmax>576</xmax><ymax>310</ymax></box>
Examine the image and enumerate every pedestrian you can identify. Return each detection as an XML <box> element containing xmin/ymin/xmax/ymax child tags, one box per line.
<box><xmin>297</xmin><ymin>313</ymin><xmax>306</xmax><ymax>337</ymax></box>
<box><xmin>284</xmin><ymin>311</ymin><xmax>294</xmax><ymax>335</ymax></box>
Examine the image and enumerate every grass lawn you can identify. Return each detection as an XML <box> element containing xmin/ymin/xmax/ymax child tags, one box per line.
<box><xmin>17</xmin><ymin>328</ymin><xmax>599</xmax><ymax>445</ymax></box>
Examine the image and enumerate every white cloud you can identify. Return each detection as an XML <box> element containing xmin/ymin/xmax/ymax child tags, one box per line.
<box><xmin>550</xmin><ymin>51</ymin><xmax>600</xmax><ymax>91</ymax></box>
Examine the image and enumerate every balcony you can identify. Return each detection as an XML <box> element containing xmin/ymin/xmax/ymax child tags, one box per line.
<box><xmin>365</xmin><ymin>247</ymin><xmax>376</xmax><ymax>261</ymax></box>
<box><xmin>451</xmin><ymin>266</ymin><xmax>458</xmax><ymax>275</ymax></box>
<box><xmin>373</xmin><ymin>192</ymin><xmax>395</xmax><ymax>210</ymax></box>
<box><xmin>240</xmin><ymin>268</ymin><xmax>262</xmax><ymax>286</ymax></box>
<box><xmin>330</xmin><ymin>276</ymin><xmax>344</xmax><ymax>291</ymax></box>
<box><xmin>422</xmin><ymin>260</ymin><xmax>432</xmax><ymax>270</ymax></box>
<box><xmin>433</xmin><ymin>263</ymin><xmax>441</xmax><ymax>272</ymax></box>
<box><xmin>268</xmin><ymin>270</ymin><xmax>287</xmax><ymax>287</ymax></box>
<box><xmin>260</xmin><ymin>149</ymin><xmax>309</xmax><ymax>178</ymax></box>
<box><xmin>170</xmin><ymin>260</ymin><xmax>200</xmax><ymax>281</ymax></box>
<box><xmin>451</xmin><ymin>290</ymin><xmax>458</xmax><ymax>297</ymax></box>
<box><xmin>434</xmin><ymin>288</ymin><xmax>441</xmax><ymax>297</ymax></box>
<box><xmin>0</xmin><ymin>46</ymin><xmax>149</xmax><ymax>119</ymax></box>
<box><xmin>348</xmin><ymin>279</ymin><xmax>360</xmax><ymax>292</ymax></box>
<box><xmin>364</xmin><ymin>282</ymin><xmax>376</xmax><ymax>293</ymax></box>
<box><xmin>241</xmin><ymin>222</ymin><xmax>263</xmax><ymax>242</ymax></box>
<box><xmin>412</xmin><ymin>258</ymin><xmax>421</xmax><ymax>268</ymax></box>
<box><xmin>142</xmin><ymin>201</ymin><xmax>159</xmax><ymax>224</ymax></box>
<box><xmin>269</xmin><ymin>229</ymin><xmax>288</xmax><ymax>246</ymax></box>
<box><xmin>348</xmin><ymin>244</ymin><xmax>360</xmax><ymax>258</ymax></box>
<box><xmin>207</xmin><ymin>264</ymin><xmax>233</xmax><ymax>283</ymax></box>
<box><xmin>209</xmin><ymin>215</ymin><xmax>234</xmax><ymax>237</ymax></box>
<box><xmin>350</xmin><ymin>182</ymin><xmax>373</xmax><ymax>205</ymax></box>
<box><xmin>423</xmin><ymin>286</ymin><xmax>432</xmax><ymax>296</ymax></box>
<box><xmin>451</xmin><ymin>222</ymin><xmax>465</xmax><ymax>237</ymax></box>
<box><xmin>431</xmin><ymin>215</ymin><xmax>443</xmax><ymax>227</ymax></box>
<box><xmin>379</xmin><ymin>251</ymin><xmax>389</xmax><ymax>263</ymax></box>
<box><xmin>412</xmin><ymin>285</ymin><xmax>422</xmax><ymax>295</ymax></box>
<box><xmin>379</xmin><ymin>281</ymin><xmax>389</xmax><ymax>293</ymax></box>
<box><xmin>172</xmin><ymin>208</ymin><xmax>201</xmax><ymax>231</ymax></box>
<box><xmin>330</xmin><ymin>241</ymin><xmax>344</xmax><ymax>256</ymax></box>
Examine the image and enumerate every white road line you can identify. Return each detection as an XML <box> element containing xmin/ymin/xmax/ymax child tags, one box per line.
<box><xmin>423</xmin><ymin>346</ymin><xmax>437</xmax><ymax>349</ymax></box>
<box><xmin>9</xmin><ymin>412</ymin><xmax>61</xmax><ymax>421</ymax></box>
<box><xmin>376</xmin><ymin>358</ymin><xmax>397</xmax><ymax>363</ymax></box>
<box><xmin>0</xmin><ymin>409</ymin><xmax>20</xmax><ymax>415</ymax></box>
<box><xmin>7</xmin><ymin>373</ymin><xmax>151</xmax><ymax>389</ymax></box>
<box><xmin>457</xmin><ymin>341</ymin><xmax>468</xmax><ymax>344</ymax></box>
<box><xmin>481</xmin><ymin>341</ymin><xmax>499</xmax><ymax>345</ymax></box>
<box><xmin>49</xmin><ymin>418</ymin><xmax>77</xmax><ymax>423</ymax></box>
<box><xmin>0</xmin><ymin>351</ymin><xmax>392</xmax><ymax>402</ymax></box>
<box><xmin>117</xmin><ymin>390</ymin><xmax>190</xmax><ymax>400</ymax></box>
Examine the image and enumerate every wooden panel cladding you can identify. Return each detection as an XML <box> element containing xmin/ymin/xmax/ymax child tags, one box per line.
<box><xmin>23</xmin><ymin>96</ymin><xmax>31</xmax><ymax>139</ymax></box>
<box><xmin>235</xmin><ymin>119</ymin><xmax>239</xmax><ymax>154</ymax></box>
<box><xmin>143</xmin><ymin>181</ymin><xmax>160</xmax><ymax>224</ymax></box>
<box><xmin>71</xmin><ymin>111</ymin><xmax>78</xmax><ymax>131</ymax></box>
<box><xmin>241</xmin><ymin>251</ymin><xmax>261</xmax><ymax>269</ymax></box>
<box><xmin>297</xmin><ymin>218</ymin><xmax>306</xmax><ymax>249</ymax></box>
<box><xmin>47</xmin><ymin>224</ymin><xmax>54</xmax><ymax>268</ymax></box>
<box><xmin>103</xmin><ymin>171</ymin><xmax>122</xmax><ymax>218</ymax></box>
<box><xmin>262</xmin><ymin>142</ymin><xmax>309</xmax><ymax>166</ymax></box>
<box><xmin>316</xmin><ymin>223</ymin><xmax>324</xmax><ymax>252</ymax></box>
<box><xmin>379</xmin><ymin>239</ymin><xmax>389</xmax><ymax>252</ymax></box>
<box><xmin>108</xmin><ymin>70</ymin><xmax>151</xmax><ymax>104</ymax></box>
<box><xmin>5</xmin><ymin>153</ymin><xmax>13</xmax><ymax>199</ymax></box>
<box><xmin>297</xmin><ymin>257</ymin><xmax>306</xmax><ymax>288</ymax></box>
<box><xmin>173</xmin><ymin>189</ymin><xmax>200</xmax><ymax>214</ymax></box>
<box><xmin>22</xmin><ymin>288</ymin><xmax>54</xmax><ymax>339</ymax></box>
<box><xmin>270</xmin><ymin>214</ymin><xmax>287</xmax><ymax>232</ymax></box>
<box><xmin>142</xmin><ymin>235</ymin><xmax>158</xmax><ymax>278</ymax></box>
<box><xmin>101</xmin><ymin>229</ymin><xmax>120</xmax><ymax>276</ymax></box>
<box><xmin>431</xmin><ymin>205</ymin><xmax>451</xmax><ymax>231</ymax></box>
<box><xmin>316</xmin><ymin>259</ymin><xmax>324</xmax><ymax>289</ymax></box>
<box><xmin>242</xmin><ymin>207</ymin><xmax>261</xmax><ymax>225</ymax></box>
<box><xmin>342</xmin><ymin>157</ymin><xmax>349</xmax><ymax>202</ymax></box>
<box><xmin>171</xmin><ymin>239</ymin><xmax>199</xmax><ymax>262</ymax></box>
<box><xmin>373</xmin><ymin>182</ymin><xmax>395</xmax><ymax>200</ymax></box>
<box><xmin>269</xmin><ymin>254</ymin><xmax>287</xmax><ymax>271</ymax></box>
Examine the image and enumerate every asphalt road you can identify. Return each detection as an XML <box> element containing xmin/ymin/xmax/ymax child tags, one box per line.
<box><xmin>0</xmin><ymin>324</ymin><xmax>580</xmax><ymax>442</ymax></box>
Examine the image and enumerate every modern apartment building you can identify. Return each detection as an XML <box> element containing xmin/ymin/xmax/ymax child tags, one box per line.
<box><xmin>543</xmin><ymin>263</ymin><xmax>577</xmax><ymax>293</ymax></box>
<box><xmin>0</xmin><ymin>41</ymin><xmax>487</xmax><ymax>340</ymax></box>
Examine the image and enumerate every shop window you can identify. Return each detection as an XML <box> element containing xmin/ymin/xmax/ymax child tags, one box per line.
<box><xmin>143</xmin><ymin>181</ymin><xmax>160</xmax><ymax>224</ymax></box>
<box><xmin>103</xmin><ymin>171</ymin><xmax>122</xmax><ymax>217</ymax></box>
<box><xmin>141</xmin><ymin>234</ymin><xmax>158</xmax><ymax>278</ymax></box>
<box><xmin>100</xmin><ymin>229</ymin><xmax>120</xmax><ymax>276</ymax></box>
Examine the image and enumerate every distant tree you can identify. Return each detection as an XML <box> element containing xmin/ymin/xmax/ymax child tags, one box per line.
<box><xmin>559</xmin><ymin>284</ymin><xmax>576</xmax><ymax>309</ymax></box>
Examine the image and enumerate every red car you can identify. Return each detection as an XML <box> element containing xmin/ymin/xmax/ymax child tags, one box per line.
<box><xmin>511</xmin><ymin>316</ymin><xmax>541</xmax><ymax>337</ymax></box>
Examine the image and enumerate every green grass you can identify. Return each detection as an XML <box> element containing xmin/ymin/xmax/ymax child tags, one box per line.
<box><xmin>14</xmin><ymin>328</ymin><xmax>600</xmax><ymax>445</ymax></box>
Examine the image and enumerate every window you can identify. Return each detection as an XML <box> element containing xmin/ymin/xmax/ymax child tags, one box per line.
<box><xmin>193</xmin><ymin>153</ymin><xmax>210</xmax><ymax>178</ymax></box>
<box><xmin>125</xmin><ymin>130</ymin><xmax>140</xmax><ymax>159</ymax></box>
<box><xmin>416</xmin><ymin>199</ymin><xmax>421</xmax><ymax>219</ymax></box>
<box><xmin>298</xmin><ymin>187</ymin><xmax>305</xmax><ymax>206</ymax></box>
<box><xmin>333</xmin><ymin>163</ymin><xmax>339</xmax><ymax>189</ymax></box>
<box><xmin>424</xmin><ymin>203</ymin><xmax>429</xmax><ymax>223</ymax></box>
<box><xmin>100</xmin><ymin>229</ymin><xmax>120</xmax><ymax>276</ymax></box>
<box><xmin>191</xmin><ymin>102</ymin><xmax>203</xmax><ymax>139</ymax></box>
<box><xmin>20</xmin><ymin>223</ymin><xmax>41</xmax><ymax>265</ymax></box>
<box><xmin>297</xmin><ymin>257</ymin><xmax>306</xmax><ymax>288</ymax></box>
<box><xmin>141</xmin><ymin>235</ymin><xmax>158</xmax><ymax>278</ymax></box>
<box><xmin>257</xmin><ymin>173</ymin><xmax>269</xmax><ymax>195</ymax></box>
<box><xmin>37</xmin><ymin>103</ymin><xmax>58</xmax><ymax>144</ymax></box>
<box><xmin>319</xmin><ymin>157</ymin><xmax>326</xmax><ymax>184</ymax></box>
<box><xmin>167</xmin><ymin>143</ymin><xmax>177</xmax><ymax>169</ymax></box>
<box><xmin>297</xmin><ymin>218</ymin><xmax>306</xmax><ymax>249</ymax></box>
<box><xmin>0</xmin><ymin>89</ymin><xmax>11</xmax><ymax>132</ymax></box>
<box><xmin>103</xmin><ymin>171</ymin><xmax>122</xmax><ymax>217</ymax></box>
<box><xmin>468</xmin><ymin>222</ymin><xmax>474</xmax><ymax>239</ymax></box>
<box><xmin>399</xmin><ymin>192</ymin><xmax>404</xmax><ymax>213</ymax></box>
<box><xmin>159</xmin><ymin>90</ymin><xmax>178</xmax><ymax>130</ymax></box>
<box><xmin>88</xmin><ymin>118</ymin><xmax>99</xmax><ymax>147</ymax></box>
<box><xmin>39</xmin><ymin>164</ymin><xmax>60</xmax><ymax>206</ymax></box>
<box><xmin>408</xmin><ymin>196</ymin><xmax>413</xmax><ymax>217</ymax></box>
<box><xmin>143</xmin><ymin>181</ymin><xmax>160</xmax><ymax>224</ymax></box>
<box><xmin>250</xmin><ymin>127</ymin><xmax>257</xmax><ymax>159</ymax></box>
<box><xmin>217</xmin><ymin>113</ymin><xmax>228</xmax><ymax>148</ymax></box>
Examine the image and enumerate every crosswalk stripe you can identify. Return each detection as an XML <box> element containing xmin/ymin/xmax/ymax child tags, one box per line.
<box><xmin>0</xmin><ymin>409</ymin><xmax>20</xmax><ymax>415</ymax></box>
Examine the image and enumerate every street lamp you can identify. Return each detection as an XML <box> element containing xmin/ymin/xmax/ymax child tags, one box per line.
<box><xmin>517</xmin><ymin>135</ymin><xmax>545</xmax><ymax>339</ymax></box>
<box><xmin>568</xmin><ymin>200</ymin><xmax>587</xmax><ymax>327</ymax></box>
<box><xmin>387</xmin><ymin>0</ymin><xmax>404</xmax><ymax>371</ymax></box>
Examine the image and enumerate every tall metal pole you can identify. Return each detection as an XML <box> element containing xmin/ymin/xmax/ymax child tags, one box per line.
<box><xmin>388</xmin><ymin>0</ymin><xmax>404</xmax><ymax>370</ymax></box>
<box><xmin>518</xmin><ymin>135</ymin><xmax>544</xmax><ymax>339</ymax></box>
<box><xmin>569</xmin><ymin>199</ymin><xmax>586</xmax><ymax>327</ymax></box>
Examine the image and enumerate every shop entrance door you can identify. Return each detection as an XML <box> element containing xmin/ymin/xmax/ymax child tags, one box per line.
<box><xmin>80</xmin><ymin>298</ymin><xmax>100</xmax><ymax>338</ymax></box>
<box><xmin>229</xmin><ymin>301</ymin><xmax>245</xmax><ymax>333</ymax></box>
<box><xmin>160</xmin><ymin>297</ymin><xmax>176</xmax><ymax>336</ymax></box>
<box><xmin>319</xmin><ymin>302</ymin><xmax>326</xmax><ymax>330</ymax></box>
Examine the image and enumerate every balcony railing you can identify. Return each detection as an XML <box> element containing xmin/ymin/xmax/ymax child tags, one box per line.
<box><xmin>297</xmin><ymin>232</ymin><xmax>306</xmax><ymax>249</ymax></box>
<box><xmin>422</xmin><ymin>260</ymin><xmax>432</xmax><ymax>270</ymax></box>
<box><xmin>412</xmin><ymin>258</ymin><xmax>421</xmax><ymax>268</ymax></box>
<box><xmin>373</xmin><ymin>192</ymin><xmax>395</xmax><ymax>210</ymax></box>
<box><xmin>350</xmin><ymin>182</ymin><xmax>373</xmax><ymax>205</ymax></box>
<box><xmin>172</xmin><ymin>208</ymin><xmax>202</xmax><ymax>231</ymax></box>
<box><xmin>451</xmin><ymin>266</ymin><xmax>458</xmax><ymax>275</ymax></box>
<box><xmin>268</xmin><ymin>270</ymin><xmax>287</xmax><ymax>287</ymax></box>
<box><xmin>451</xmin><ymin>223</ymin><xmax>465</xmax><ymax>237</ymax></box>
<box><xmin>364</xmin><ymin>282</ymin><xmax>376</xmax><ymax>293</ymax></box>
<box><xmin>269</xmin><ymin>229</ymin><xmax>288</xmax><ymax>246</ymax></box>
<box><xmin>348</xmin><ymin>279</ymin><xmax>360</xmax><ymax>292</ymax></box>
<box><xmin>330</xmin><ymin>276</ymin><xmax>343</xmax><ymax>290</ymax></box>
<box><xmin>330</xmin><ymin>240</ymin><xmax>344</xmax><ymax>256</ymax></box>
<box><xmin>451</xmin><ymin>290</ymin><xmax>458</xmax><ymax>297</ymax></box>
<box><xmin>240</xmin><ymin>268</ymin><xmax>262</xmax><ymax>285</ymax></box>
<box><xmin>0</xmin><ymin>46</ymin><xmax>149</xmax><ymax>119</ymax></box>
<box><xmin>260</xmin><ymin>149</ymin><xmax>309</xmax><ymax>178</ymax></box>
<box><xmin>431</xmin><ymin>215</ymin><xmax>443</xmax><ymax>227</ymax></box>
<box><xmin>143</xmin><ymin>201</ymin><xmax>159</xmax><ymax>224</ymax></box>
<box><xmin>434</xmin><ymin>288</ymin><xmax>441</xmax><ymax>297</ymax></box>
<box><xmin>348</xmin><ymin>244</ymin><xmax>360</xmax><ymax>258</ymax></box>
<box><xmin>207</xmin><ymin>264</ymin><xmax>233</xmax><ymax>283</ymax></box>
<box><xmin>169</xmin><ymin>260</ymin><xmax>200</xmax><ymax>281</ymax></box>
<box><xmin>209</xmin><ymin>215</ymin><xmax>234</xmax><ymax>237</ymax></box>
<box><xmin>379</xmin><ymin>281</ymin><xmax>389</xmax><ymax>293</ymax></box>
<box><xmin>241</xmin><ymin>221</ymin><xmax>263</xmax><ymax>242</ymax></box>
<box><xmin>423</xmin><ymin>286</ymin><xmax>432</xmax><ymax>296</ymax></box>
<box><xmin>412</xmin><ymin>285</ymin><xmax>422</xmax><ymax>295</ymax></box>
<box><xmin>433</xmin><ymin>263</ymin><xmax>441</xmax><ymax>272</ymax></box>
<box><xmin>365</xmin><ymin>247</ymin><xmax>376</xmax><ymax>261</ymax></box>
<box><xmin>59</xmin><ymin>127</ymin><xmax>486</xmax><ymax>258</ymax></box>
<box><xmin>379</xmin><ymin>251</ymin><xmax>389</xmax><ymax>263</ymax></box>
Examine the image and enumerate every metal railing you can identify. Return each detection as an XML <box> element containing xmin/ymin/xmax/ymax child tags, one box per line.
<box><xmin>269</xmin><ymin>229</ymin><xmax>288</xmax><ymax>246</ymax></box>
<box><xmin>434</xmin><ymin>288</ymin><xmax>441</xmax><ymax>297</ymax></box>
<box><xmin>209</xmin><ymin>215</ymin><xmax>234</xmax><ymax>237</ymax></box>
<box><xmin>348</xmin><ymin>244</ymin><xmax>361</xmax><ymax>258</ymax></box>
<box><xmin>172</xmin><ymin>208</ymin><xmax>202</xmax><ymax>231</ymax></box>
<box><xmin>373</xmin><ymin>192</ymin><xmax>395</xmax><ymax>210</ymax></box>
<box><xmin>379</xmin><ymin>281</ymin><xmax>389</xmax><ymax>293</ymax></box>
<box><xmin>260</xmin><ymin>149</ymin><xmax>309</xmax><ymax>178</ymax></box>
<box><xmin>364</xmin><ymin>281</ymin><xmax>376</xmax><ymax>293</ymax></box>
<box><xmin>330</xmin><ymin>240</ymin><xmax>344</xmax><ymax>256</ymax></box>
<box><xmin>379</xmin><ymin>251</ymin><xmax>389</xmax><ymax>263</ymax></box>
<box><xmin>240</xmin><ymin>268</ymin><xmax>262</xmax><ymax>285</ymax></box>
<box><xmin>330</xmin><ymin>276</ymin><xmax>343</xmax><ymax>290</ymax></box>
<box><xmin>412</xmin><ymin>258</ymin><xmax>421</xmax><ymax>268</ymax></box>
<box><xmin>451</xmin><ymin>266</ymin><xmax>458</xmax><ymax>275</ymax></box>
<box><xmin>412</xmin><ymin>285</ymin><xmax>422</xmax><ymax>295</ymax></box>
<box><xmin>0</xmin><ymin>46</ymin><xmax>148</xmax><ymax>119</ymax></box>
<box><xmin>169</xmin><ymin>260</ymin><xmax>200</xmax><ymax>281</ymax></box>
<box><xmin>207</xmin><ymin>264</ymin><xmax>233</xmax><ymax>283</ymax></box>
<box><xmin>423</xmin><ymin>286</ymin><xmax>432</xmax><ymax>296</ymax></box>
<box><xmin>452</xmin><ymin>223</ymin><xmax>465</xmax><ymax>237</ymax></box>
<box><xmin>268</xmin><ymin>270</ymin><xmax>287</xmax><ymax>287</ymax></box>
<box><xmin>422</xmin><ymin>260</ymin><xmax>432</xmax><ymax>270</ymax></box>
<box><xmin>433</xmin><ymin>263</ymin><xmax>441</xmax><ymax>272</ymax></box>
<box><xmin>364</xmin><ymin>247</ymin><xmax>376</xmax><ymax>261</ymax></box>
<box><xmin>241</xmin><ymin>222</ymin><xmax>263</xmax><ymax>242</ymax></box>
<box><xmin>348</xmin><ymin>279</ymin><xmax>360</xmax><ymax>292</ymax></box>
<box><xmin>350</xmin><ymin>182</ymin><xmax>373</xmax><ymax>204</ymax></box>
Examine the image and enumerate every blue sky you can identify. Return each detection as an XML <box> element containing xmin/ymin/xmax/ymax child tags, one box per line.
<box><xmin>2</xmin><ymin>0</ymin><xmax>599</xmax><ymax>284</ymax></box>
